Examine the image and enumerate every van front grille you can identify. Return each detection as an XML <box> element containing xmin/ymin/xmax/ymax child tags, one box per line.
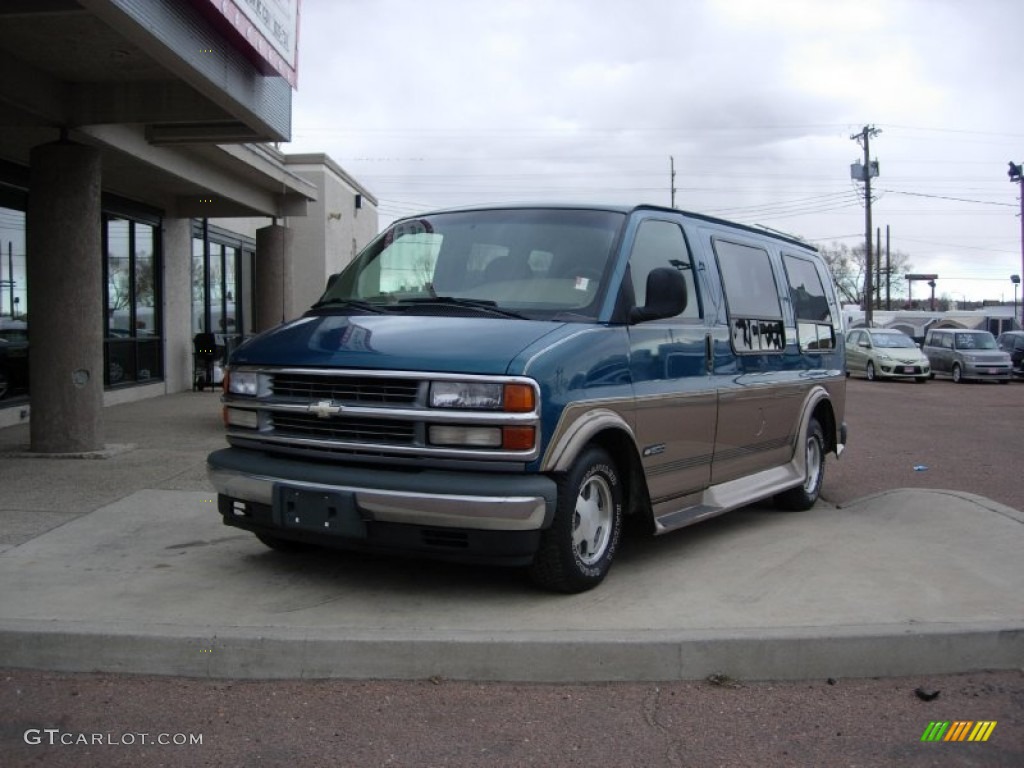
<box><xmin>271</xmin><ymin>413</ymin><xmax>417</xmax><ymax>445</ymax></box>
<box><xmin>271</xmin><ymin>373</ymin><xmax>420</xmax><ymax>405</ymax></box>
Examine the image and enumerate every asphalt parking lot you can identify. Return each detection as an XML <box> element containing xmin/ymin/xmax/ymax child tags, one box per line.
<box><xmin>824</xmin><ymin>375</ymin><xmax>1023</xmax><ymax>513</ymax></box>
<box><xmin>1</xmin><ymin>377</ymin><xmax>1022</xmax><ymax>766</ymax></box>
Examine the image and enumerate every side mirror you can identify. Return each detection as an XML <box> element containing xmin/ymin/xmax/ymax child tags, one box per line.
<box><xmin>858</xmin><ymin>340</ymin><xmax>871</xmax><ymax>348</ymax></box>
<box><xmin>630</xmin><ymin>267</ymin><xmax>687</xmax><ymax>323</ymax></box>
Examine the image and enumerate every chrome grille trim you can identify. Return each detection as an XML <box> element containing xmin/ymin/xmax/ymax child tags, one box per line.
<box><xmin>271</xmin><ymin>372</ymin><xmax>421</xmax><ymax>404</ymax></box>
<box><xmin>270</xmin><ymin>413</ymin><xmax>418</xmax><ymax>445</ymax></box>
<box><xmin>223</xmin><ymin>367</ymin><xmax>541</xmax><ymax>462</ymax></box>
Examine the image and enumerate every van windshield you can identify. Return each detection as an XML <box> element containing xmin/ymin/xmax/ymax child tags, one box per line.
<box><xmin>317</xmin><ymin>208</ymin><xmax>626</xmax><ymax>320</ymax></box>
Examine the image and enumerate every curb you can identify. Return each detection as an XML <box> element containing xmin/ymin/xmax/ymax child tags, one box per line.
<box><xmin>2</xmin><ymin>620</ymin><xmax>1022</xmax><ymax>683</ymax></box>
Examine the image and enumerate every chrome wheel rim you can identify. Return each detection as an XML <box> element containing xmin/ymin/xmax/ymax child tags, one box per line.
<box><xmin>573</xmin><ymin>474</ymin><xmax>613</xmax><ymax>565</ymax></box>
<box><xmin>803</xmin><ymin>434</ymin><xmax>823</xmax><ymax>494</ymax></box>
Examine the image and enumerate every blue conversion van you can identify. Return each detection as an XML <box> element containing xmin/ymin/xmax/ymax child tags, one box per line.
<box><xmin>208</xmin><ymin>204</ymin><xmax>847</xmax><ymax>592</ymax></box>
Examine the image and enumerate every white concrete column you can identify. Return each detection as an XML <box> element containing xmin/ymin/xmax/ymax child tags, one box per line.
<box><xmin>161</xmin><ymin>218</ymin><xmax>194</xmax><ymax>393</ymax></box>
<box><xmin>254</xmin><ymin>223</ymin><xmax>294</xmax><ymax>333</ymax></box>
<box><xmin>27</xmin><ymin>141</ymin><xmax>104</xmax><ymax>453</ymax></box>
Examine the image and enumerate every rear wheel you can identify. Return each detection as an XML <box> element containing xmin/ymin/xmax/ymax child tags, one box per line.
<box><xmin>529</xmin><ymin>446</ymin><xmax>623</xmax><ymax>593</ymax></box>
<box><xmin>774</xmin><ymin>417</ymin><xmax>825</xmax><ymax>511</ymax></box>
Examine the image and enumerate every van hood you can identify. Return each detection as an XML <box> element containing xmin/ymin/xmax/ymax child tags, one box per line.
<box><xmin>229</xmin><ymin>313</ymin><xmax>567</xmax><ymax>375</ymax></box>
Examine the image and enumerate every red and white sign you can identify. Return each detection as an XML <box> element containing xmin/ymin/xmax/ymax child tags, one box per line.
<box><xmin>198</xmin><ymin>0</ymin><xmax>300</xmax><ymax>87</ymax></box>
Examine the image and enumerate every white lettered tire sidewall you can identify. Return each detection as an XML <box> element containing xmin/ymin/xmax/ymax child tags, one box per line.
<box><xmin>530</xmin><ymin>446</ymin><xmax>623</xmax><ymax>593</ymax></box>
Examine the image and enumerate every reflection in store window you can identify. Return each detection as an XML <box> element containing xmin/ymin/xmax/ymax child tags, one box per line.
<box><xmin>0</xmin><ymin>206</ymin><xmax>28</xmax><ymax>403</ymax></box>
<box><xmin>104</xmin><ymin>215</ymin><xmax>163</xmax><ymax>387</ymax></box>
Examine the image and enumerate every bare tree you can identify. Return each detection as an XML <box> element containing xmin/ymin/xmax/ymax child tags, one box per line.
<box><xmin>817</xmin><ymin>241</ymin><xmax>912</xmax><ymax>308</ymax></box>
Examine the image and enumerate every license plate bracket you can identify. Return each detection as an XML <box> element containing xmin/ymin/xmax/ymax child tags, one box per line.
<box><xmin>274</xmin><ymin>486</ymin><xmax>367</xmax><ymax>538</ymax></box>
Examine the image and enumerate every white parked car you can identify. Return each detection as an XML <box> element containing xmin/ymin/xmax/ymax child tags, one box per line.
<box><xmin>845</xmin><ymin>328</ymin><xmax>930</xmax><ymax>383</ymax></box>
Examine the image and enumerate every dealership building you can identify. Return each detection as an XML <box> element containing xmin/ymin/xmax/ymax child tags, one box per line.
<box><xmin>0</xmin><ymin>0</ymin><xmax>378</xmax><ymax>445</ymax></box>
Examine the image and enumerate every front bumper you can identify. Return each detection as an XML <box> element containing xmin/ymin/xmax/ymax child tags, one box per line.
<box><xmin>207</xmin><ymin>448</ymin><xmax>558</xmax><ymax>565</ymax></box>
<box><xmin>962</xmin><ymin>362</ymin><xmax>1012</xmax><ymax>381</ymax></box>
<box><xmin>876</xmin><ymin>361</ymin><xmax>929</xmax><ymax>378</ymax></box>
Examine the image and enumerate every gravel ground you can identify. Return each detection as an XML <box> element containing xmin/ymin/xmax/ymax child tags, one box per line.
<box><xmin>1</xmin><ymin>378</ymin><xmax>1022</xmax><ymax>767</ymax></box>
<box><xmin>3</xmin><ymin>669</ymin><xmax>1022</xmax><ymax>767</ymax></box>
<box><xmin>822</xmin><ymin>377</ymin><xmax>1023</xmax><ymax>512</ymax></box>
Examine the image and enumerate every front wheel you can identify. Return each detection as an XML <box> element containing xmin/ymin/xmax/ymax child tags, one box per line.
<box><xmin>774</xmin><ymin>417</ymin><xmax>825</xmax><ymax>511</ymax></box>
<box><xmin>865</xmin><ymin>362</ymin><xmax>877</xmax><ymax>381</ymax></box>
<box><xmin>952</xmin><ymin>363</ymin><xmax>964</xmax><ymax>383</ymax></box>
<box><xmin>529</xmin><ymin>446</ymin><xmax>623</xmax><ymax>593</ymax></box>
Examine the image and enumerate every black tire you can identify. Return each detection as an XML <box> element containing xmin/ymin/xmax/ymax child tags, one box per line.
<box><xmin>865</xmin><ymin>362</ymin><xmax>876</xmax><ymax>381</ymax></box>
<box><xmin>529</xmin><ymin>446</ymin><xmax>623</xmax><ymax>593</ymax></box>
<box><xmin>255</xmin><ymin>532</ymin><xmax>316</xmax><ymax>553</ymax></box>
<box><xmin>952</xmin><ymin>364</ymin><xmax>964</xmax><ymax>383</ymax></box>
<box><xmin>774</xmin><ymin>417</ymin><xmax>825</xmax><ymax>511</ymax></box>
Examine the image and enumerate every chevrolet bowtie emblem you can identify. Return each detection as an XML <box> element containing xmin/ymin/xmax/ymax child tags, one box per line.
<box><xmin>308</xmin><ymin>400</ymin><xmax>342</xmax><ymax>419</ymax></box>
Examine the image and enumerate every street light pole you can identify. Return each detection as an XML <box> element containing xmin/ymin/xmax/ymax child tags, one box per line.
<box><xmin>1009</xmin><ymin>162</ymin><xmax>1024</xmax><ymax>329</ymax></box>
<box><xmin>1013</xmin><ymin>274</ymin><xmax>1021</xmax><ymax>329</ymax></box>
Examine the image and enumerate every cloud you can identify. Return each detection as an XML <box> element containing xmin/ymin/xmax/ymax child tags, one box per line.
<box><xmin>287</xmin><ymin>0</ymin><xmax>1024</xmax><ymax>299</ymax></box>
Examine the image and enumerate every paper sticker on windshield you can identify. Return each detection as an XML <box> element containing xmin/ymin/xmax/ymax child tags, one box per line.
<box><xmin>574</xmin><ymin>276</ymin><xmax>590</xmax><ymax>291</ymax></box>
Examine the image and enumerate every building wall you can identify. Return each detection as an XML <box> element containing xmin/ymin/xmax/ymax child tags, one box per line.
<box><xmin>285</xmin><ymin>154</ymin><xmax>379</xmax><ymax>314</ymax></box>
<box><xmin>213</xmin><ymin>154</ymin><xmax>380</xmax><ymax>323</ymax></box>
<box><xmin>0</xmin><ymin>151</ymin><xmax>379</xmax><ymax>428</ymax></box>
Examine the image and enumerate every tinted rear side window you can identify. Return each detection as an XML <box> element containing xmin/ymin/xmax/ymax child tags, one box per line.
<box><xmin>783</xmin><ymin>253</ymin><xmax>835</xmax><ymax>352</ymax></box>
<box><xmin>714</xmin><ymin>239</ymin><xmax>783</xmax><ymax>353</ymax></box>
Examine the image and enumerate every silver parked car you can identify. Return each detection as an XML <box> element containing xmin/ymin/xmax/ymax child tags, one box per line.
<box><xmin>921</xmin><ymin>328</ymin><xmax>1012</xmax><ymax>383</ymax></box>
<box><xmin>845</xmin><ymin>328</ymin><xmax>930</xmax><ymax>382</ymax></box>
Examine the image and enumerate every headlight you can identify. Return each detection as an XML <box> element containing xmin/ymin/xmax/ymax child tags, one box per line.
<box><xmin>430</xmin><ymin>381</ymin><xmax>536</xmax><ymax>412</ymax></box>
<box><xmin>228</xmin><ymin>370</ymin><xmax>259</xmax><ymax>396</ymax></box>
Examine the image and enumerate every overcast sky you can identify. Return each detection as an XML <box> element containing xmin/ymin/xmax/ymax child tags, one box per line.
<box><xmin>285</xmin><ymin>0</ymin><xmax>1024</xmax><ymax>304</ymax></box>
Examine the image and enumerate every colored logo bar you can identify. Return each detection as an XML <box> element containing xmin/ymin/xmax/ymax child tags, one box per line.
<box><xmin>920</xmin><ymin>721</ymin><xmax>997</xmax><ymax>742</ymax></box>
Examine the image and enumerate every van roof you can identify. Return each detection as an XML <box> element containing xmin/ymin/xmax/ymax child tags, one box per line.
<box><xmin>399</xmin><ymin>202</ymin><xmax>817</xmax><ymax>252</ymax></box>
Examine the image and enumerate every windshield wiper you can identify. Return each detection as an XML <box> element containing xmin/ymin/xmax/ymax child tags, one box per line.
<box><xmin>397</xmin><ymin>297</ymin><xmax>528</xmax><ymax>319</ymax></box>
<box><xmin>310</xmin><ymin>298</ymin><xmax>389</xmax><ymax>314</ymax></box>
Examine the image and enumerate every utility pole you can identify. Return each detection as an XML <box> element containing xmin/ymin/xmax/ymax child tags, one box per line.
<box><xmin>885</xmin><ymin>225</ymin><xmax>891</xmax><ymax>311</ymax></box>
<box><xmin>851</xmin><ymin>125</ymin><xmax>880</xmax><ymax>326</ymax></box>
<box><xmin>670</xmin><ymin>156</ymin><xmax>677</xmax><ymax>208</ymax></box>
<box><xmin>876</xmin><ymin>226</ymin><xmax>882</xmax><ymax>309</ymax></box>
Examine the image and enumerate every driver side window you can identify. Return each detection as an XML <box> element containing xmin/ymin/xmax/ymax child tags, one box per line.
<box><xmin>628</xmin><ymin>220</ymin><xmax>700</xmax><ymax>319</ymax></box>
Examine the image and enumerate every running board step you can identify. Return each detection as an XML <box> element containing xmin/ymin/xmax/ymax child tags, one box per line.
<box><xmin>654</xmin><ymin>504</ymin><xmax>725</xmax><ymax>534</ymax></box>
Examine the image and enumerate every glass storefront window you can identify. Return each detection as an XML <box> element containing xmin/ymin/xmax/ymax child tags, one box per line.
<box><xmin>104</xmin><ymin>216</ymin><xmax>163</xmax><ymax>387</ymax></box>
<box><xmin>134</xmin><ymin>223</ymin><xmax>156</xmax><ymax>337</ymax></box>
<box><xmin>0</xmin><ymin>205</ymin><xmax>28</xmax><ymax>402</ymax></box>
<box><xmin>191</xmin><ymin>222</ymin><xmax>252</xmax><ymax>362</ymax></box>
<box><xmin>192</xmin><ymin>236</ymin><xmax>206</xmax><ymax>334</ymax></box>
